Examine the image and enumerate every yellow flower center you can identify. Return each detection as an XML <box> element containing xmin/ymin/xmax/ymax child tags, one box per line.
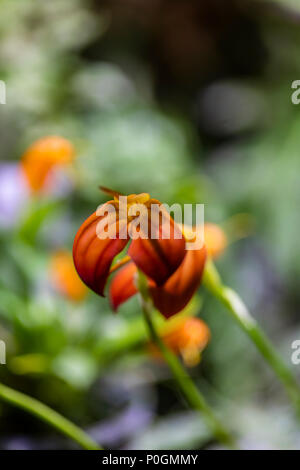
<box><xmin>114</xmin><ymin>192</ymin><xmax>151</xmax><ymax>207</ymax></box>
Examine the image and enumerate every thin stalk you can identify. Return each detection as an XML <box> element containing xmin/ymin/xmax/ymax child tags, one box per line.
<box><xmin>137</xmin><ymin>270</ymin><xmax>237</xmax><ymax>449</ymax></box>
<box><xmin>203</xmin><ymin>259</ymin><xmax>300</xmax><ymax>416</ymax></box>
<box><xmin>0</xmin><ymin>382</ymin><xmax>101</xmax><ymax>450</ymax></box>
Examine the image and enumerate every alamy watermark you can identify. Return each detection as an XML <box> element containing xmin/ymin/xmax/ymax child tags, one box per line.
<box><xmin>0</xmin><ymin>340</ymin><xmax>6</xmax><ymax>364</ymax></box>
<box><xmin>291</xmin><ymin>80</ymin><xmax>300</xmax><ymax>104</ymax></box>
<box><xmin>291</xmin><ymin>340</ymin><xmax>300</xmax><ymax>365</ymax></box>
<box><xmin>96</xmin><ymin>197</ymin><xmax>205</xmax><ymax>250</ymax></box>
<box><xmin>0</xmin><ymin>80</ymin><xmax>6</xmax><ymax>104</ymax></box>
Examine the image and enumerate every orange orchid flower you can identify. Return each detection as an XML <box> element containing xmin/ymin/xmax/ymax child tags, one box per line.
<box><xmin>150</xmin><ymin>317</ymin><xmax>211</xmax><ymax>367</ymax></box>
<box><xmin>21</xmin><ymin>136</ymin><xmax>74</xmax><ymax>192</ymax></box>
<box><xmin>50</xmin><ymin>250</ymin><xmax>87</xmax><ymax>302</ymax></box>
<box><xmin>73</xmin><ymin>188</ymin><xmax>207</xmax><ymax>318</ymax></box>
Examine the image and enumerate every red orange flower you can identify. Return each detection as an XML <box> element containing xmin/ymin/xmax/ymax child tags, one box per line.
<box><xmin>21</xmin><ymin>136</ymin><xmax>74</xmax><ymax>193</ymax></box>
<box><xmin>73</xmin><ymin>189</ymin><xmax>206</xmax><ymax>318</ymax></box>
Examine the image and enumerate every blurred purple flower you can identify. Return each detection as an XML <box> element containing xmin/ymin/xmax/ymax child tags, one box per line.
<box><xmin>0</xmin><ymin>163</ymin><xmax>29</xmax><ymax>228</ymax></box>
<box><xmin>89</xmin><ymin>403</ymin><xmax>153</xmax><ymax>447</ymax></box>
<box><xmin>0</xmin><ymin>163</ymin><xmax>75</xmax><ymax>230</ymax></box>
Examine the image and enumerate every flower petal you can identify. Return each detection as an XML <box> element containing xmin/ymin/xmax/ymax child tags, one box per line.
<box><xmin>128</xmin><ymin>204</ymin><xmax>186</xmax><ymax>285</ymax></box>
<box><xmin>150</xmin><ymin>246</ymin><xmax>207</xmax><ymax>318</ymax></box>
<box><xmin>109</xmin><ymin>261</ymin><xmax>138</xmax><ymax>311</ymax></box>
<box><xmin>73</xmin><ymin>204</ymin><xmax>129</xmax><ymax>296</ymax></box>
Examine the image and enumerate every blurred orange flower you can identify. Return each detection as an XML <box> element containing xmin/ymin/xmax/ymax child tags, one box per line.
<box><xmin>50</xmin><ymin>251</ymin><xmax>87</xmax><ymax>302</ymax></box>
<box><xmin>150</xmin><ymin>317</ymin><xmax>211</xmax><ymax>367</ymax></box>
<box><xmin>204</xmin><ymin>223</ymin><xmax>227</xmax><ymax>259</ymax></box>
<box><xmin>21</xmin><ymin>136</ymin><xmax>74</xmax><ymax>193</ymax></box>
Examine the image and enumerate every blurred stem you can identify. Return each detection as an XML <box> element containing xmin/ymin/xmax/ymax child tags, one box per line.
<box><xmin>137</xmin><ymin>270</ymin><xmax>237</xmax><ymax>449</ymax></box>
<box><xmin>203</xmin><ymin>259</ymin><xmax>300</xmax><ymax>417</ymax></box>
<box><xmin>0</xmin><ymin>382</ymin><xmax>101</xmax><ymax>450</ymax></box>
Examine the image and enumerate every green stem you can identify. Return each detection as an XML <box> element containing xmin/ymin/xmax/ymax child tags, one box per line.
<box><xmin>203</xmin><ymin>259</ymin><xmax>300</xmax><ymax>416</ymax></box>
<box><xmin>0</xmin><ymin>382</ymin><xmax>101</xmax><ymax>450</ymax></box>
<box><xmin>137</xmin><ymin>271</ymin><xmax>237</xmax><ymax>449</ymax></box>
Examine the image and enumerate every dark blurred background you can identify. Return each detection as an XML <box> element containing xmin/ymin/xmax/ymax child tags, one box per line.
<box><xmin>0</xmin><ymin>0</ymin><xmax>300</xmax><ymax>449</ymax></box>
